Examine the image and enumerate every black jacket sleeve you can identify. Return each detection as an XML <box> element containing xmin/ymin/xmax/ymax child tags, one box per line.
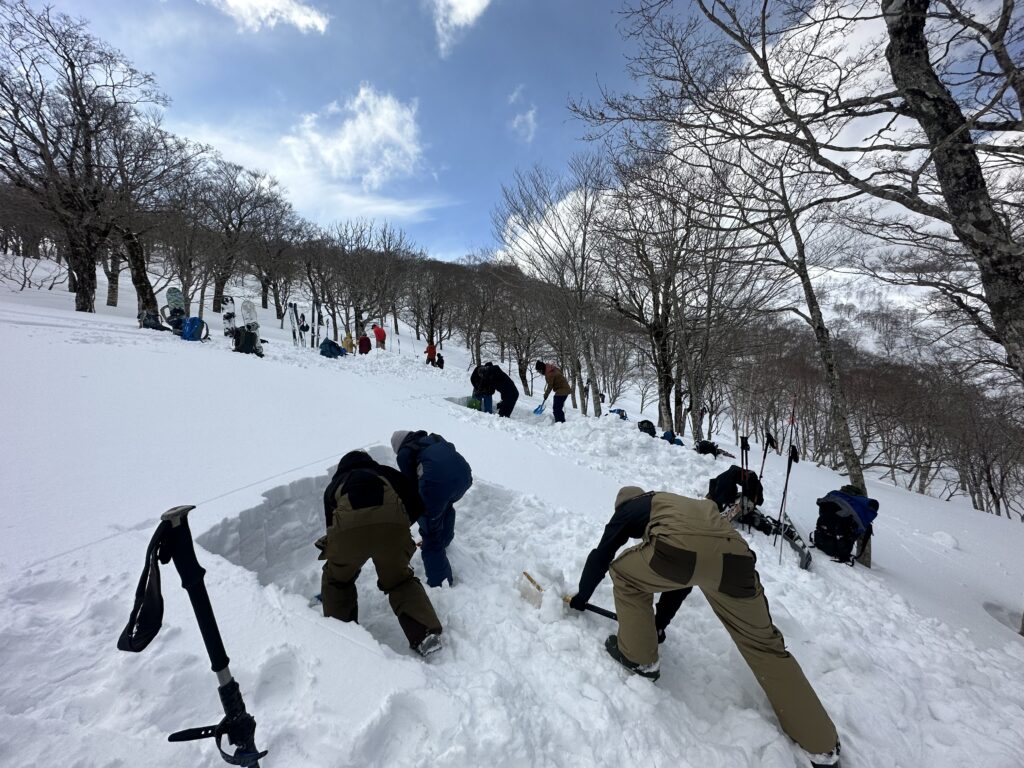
<box><xmin>575</xmin><ymin>495</ymin><xmax>652</xmax><ymax>603</ymax></box>
<box><xmin>378</xmin><ymin>465</ymin><xmax>424</xmax><ymax>523</ymax></box>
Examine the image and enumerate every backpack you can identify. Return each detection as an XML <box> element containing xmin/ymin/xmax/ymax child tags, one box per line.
<box><xmin>180</xmin><ymin>317</ymin><xmax>206</xmax><ymax>341</ymax></box>
<box><xmin>810</xmin><ymin>491</ymin><xmax>879</xmax><ymax>565</ymax></box>
<box><xmin>707</xmin><ymin>465</ymin><xmax>765</xmax><ymax>511</ymax></box>
<box><xmin>233</xmin><ymin>328</ymin><xmax>260</xmax><ymax>355</ymax></box>
<box><xmin>695</xmin><ymin>439</ymin><xmax>720</xmax><ymax>456</ymax></box>
<box><xmin>637</xmin><ymin>420</ymin><xmax>656</xmax><ymax>437</ymax></box>
<box><xmin>319</xmin><ymin>339</ymin><xmax>344</xmax><ymax>358</ymax></box>
<box><xmin>166</xmin><ymin>307</ymin><xmax>186</xmax><ymax>333</ymax></box>
<box><xmin>139</xmin><ymin>310</ymin><xmax>165</xmax><ymax>331</ymax></box>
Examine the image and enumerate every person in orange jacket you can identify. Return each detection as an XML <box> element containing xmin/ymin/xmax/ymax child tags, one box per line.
<box><xmin>425</xmin><ymin>342</ymin><xmax>437</xmax><ymax>366</ymax></box>
<box><xmin>372</xmin><ymin>323</ymin><xmax>387</xmax><ymax>350</ymax></box>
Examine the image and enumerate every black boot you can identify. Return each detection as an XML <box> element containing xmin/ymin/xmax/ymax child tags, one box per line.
<box><xmin>604</xmin><ymin>635</ymin><xmax>660</xmax><ymax>681</ymax></box>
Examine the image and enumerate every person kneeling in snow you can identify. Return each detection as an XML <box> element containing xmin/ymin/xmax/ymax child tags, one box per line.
<box><xmin>598</xmin><ymin>486</ymin><xmax>843</xmax><ymax>768</ymax></box>
<box><xmin>568</xmin><ymin>490</ymin><xmax>692</xmax><ymax>645</ymax></box>
<box><xmin>392</xmin><ymin>430</ymin><xmax>474</xmax><ymax>587</ymax></box>
<box><xmin>317</xmin><ymin>450</ymin><xmax>443</xmax><ymax>657</ymax></box>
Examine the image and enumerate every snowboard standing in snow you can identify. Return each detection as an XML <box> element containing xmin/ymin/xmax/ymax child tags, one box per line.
<box><xmin>288</xmin><ymin>302</ymin><xmax>302</xmax><ymax>348</ymax></box>
<box><xmin>161</xmin><ymin>287</ymin><xmax>187</xmax><ymax>334</ymax></box>
<box><xmin>222</xmin><ymin>296</ymin><xmax>237</xmax><ymax>339</ymax></box>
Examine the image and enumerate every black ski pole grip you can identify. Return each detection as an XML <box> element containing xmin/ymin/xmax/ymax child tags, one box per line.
<box><xmin>161</xmin><ymin>505</ymin><xmax>230</xmax><ymax>673</ymax></box>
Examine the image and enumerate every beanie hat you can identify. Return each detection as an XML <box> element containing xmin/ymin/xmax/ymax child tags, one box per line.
<box><xmin>391</xmin><ymin>430</ymin><xmax>412</xmax><ymax>454</ymax></box>
<box><xmin>535</xmin><ymin>360</ymin><xmax>545</xmax><ymax>373</ymax></box>
<box><xmin>615</xmin><ymin>486</ymin><xmax>645</xmax><ymax>508</ymax></box>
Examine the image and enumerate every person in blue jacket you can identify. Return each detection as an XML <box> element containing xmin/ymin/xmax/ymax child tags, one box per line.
<box><xmin>392</xmin><ymin>430</ymin><xmax>474</xmax><ymax>587</ymax></box>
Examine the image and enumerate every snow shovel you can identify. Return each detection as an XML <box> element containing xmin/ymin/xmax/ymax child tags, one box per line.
<box><xmin>521</xmin><ymin>571</ymin><xmax>617</xmax><ymax>621</ymax></box>
<box><xmin>533</xmin><ymin>401</ymin><xmax>546</xmax><ymax>415</ymax></box>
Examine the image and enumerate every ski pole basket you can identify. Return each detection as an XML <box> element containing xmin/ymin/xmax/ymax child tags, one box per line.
<box><xmin>117</xmin><ymin>505</ymin><xmax>268</xmax><ymax>767</ymax></box>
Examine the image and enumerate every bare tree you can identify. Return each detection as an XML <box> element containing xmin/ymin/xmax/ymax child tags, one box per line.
<box><xmin>581</xmin><ymin>0</ymin><xmax>1024</xmax><ymax>385</ymax></box>
<box><xmin>0</xmin><ymin>0</ymin><xmax>165</xmax><ymax>311</ymax></box>
<box><xmin>494</xmin><ymin>154</ymin><xmax>607</xmax><ymax>415</ymax></box>
<box><xmin>200</xmin><ymin>158</ymin><xmax>279</xmax><ymax>312</ymax></box>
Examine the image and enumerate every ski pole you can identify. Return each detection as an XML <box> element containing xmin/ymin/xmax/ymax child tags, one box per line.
<box><xmin>759</xmin><ymin>430</ymin><xmax>778</xmax><ymax>476</ymax></box>
<box><xmin>118</xmin><ymin>506</ymin><xmax>267</xmax><ymax>767</ymax></box>
<box><xmin>773</xmin><ymin>445</ymin><xmax>800</xmax><ymax>563</ymax></box>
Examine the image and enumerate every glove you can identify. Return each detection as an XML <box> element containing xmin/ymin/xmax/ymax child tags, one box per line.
<box><xmin>421</xmin><ymin>547</ymin><xmax>453</xmax><ymax>588</ymax></box>
<box><xmin>568</xmin><ymin>593</ymin><xmax>587</xmax><ymax>611</ymax></box>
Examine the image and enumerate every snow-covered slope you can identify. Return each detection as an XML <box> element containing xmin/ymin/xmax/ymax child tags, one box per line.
<box><xmin>1</xmin><ymin>280</ymin><xmax>1023</xmax><ymax>768</ymax></box>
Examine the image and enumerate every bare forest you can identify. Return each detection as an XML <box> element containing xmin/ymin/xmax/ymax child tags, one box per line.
<box><xmin>2</xmin><ymin>0</ymin><xmax>1022</xmax><ymax>533</ymax></box>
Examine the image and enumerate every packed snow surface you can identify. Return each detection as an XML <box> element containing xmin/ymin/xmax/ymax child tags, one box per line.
<box><xmin>2</xmin><ymin>278</ymin><xmax>1023</xmax><ymax>768</ymax></box>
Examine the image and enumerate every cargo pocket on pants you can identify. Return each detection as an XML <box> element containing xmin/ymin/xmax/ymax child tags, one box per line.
<box><xmin>649</xmin><ymin>539</ymin><xmax>697</xmax><ymax>584</ymax></box>
<box><xmin>719</xmin><ymin>553</ymin><xmax>757</xmax><ymax>598</ymax></box>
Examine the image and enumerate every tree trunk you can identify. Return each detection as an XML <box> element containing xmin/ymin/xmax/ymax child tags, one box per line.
<box><xmin>583</xmin><ymin>337</ymin><xmax>603</xmax><ymax>417</ymax></box>
<box><xmin>65</xmin><ymin>240</ymin><xmax>97</xmax><ymax>312</ymax></box>
<box><xmin>212</xmin><ymin>269</ymin><xmax>230</xmax><ymax>314</ymax></box>
<box><xmin>105</xmin><ymin>252</ymin><xmax>120</xmax><ymax>307</ymax></box>
<box><xmin>673</xmin><ymin>373</ymin><xmax>685</xmax><ymax>435</ymax></box>
<box><xmin>122</xmin><ymin>232</ymin><xmax>159</xmax><ymax>315</ymax></box>
<box><xmin>517</xmin><ymin>360</ymin><xmax>530</xmax><ymax>396</ymax></box>
<box><xmin>260</xmin><ymin>276</ymin><xmax>270</xmax><ymax>310</ymax></box>
<box><xmin>883</xmin><ymin>0</ymin><xmax>1024</xmax><ymax>385</ymax></box>
<box><xmin>799</xmin><ymin>267</ymin><xmax>867</xmax><ymax>493</ymax></box>
<box><xmin>198</xmin><ymin>278</ymin><xmax>208</xmax><ymax>321</ymax></box>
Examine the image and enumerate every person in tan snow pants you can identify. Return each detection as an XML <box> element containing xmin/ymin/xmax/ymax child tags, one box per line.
<box><xmin>606</xmin><ymin>486</ymin><xmax>842</xmax><ymax>767</ymax></box>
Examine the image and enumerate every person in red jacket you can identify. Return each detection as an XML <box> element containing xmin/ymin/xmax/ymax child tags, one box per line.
<box><xmin>358</xmin><ymin>333</ymin><xmax>372</xmax><ymax>354</ymax></box>
<box><xmin>372</xmin><ymin>323</ymin><xmax>387</xmax><ymax>350</ymax></box>
<box><xmin>424</xmin><ymin>342</ymin><xmax>437</xmax><ymax>366</ymax></box>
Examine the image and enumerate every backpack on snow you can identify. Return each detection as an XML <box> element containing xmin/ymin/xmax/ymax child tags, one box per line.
<box><xmin>180</xmin><ymin>317</ymin><xmax>207</xmax><ymax>341</ymax></box>
<box><xmin>319</xmin><ymin>338</ymin><xmax>345</xmax><ymax>358</ymax></box>
<box><xmin>233</xmin><ymin>328</ymin><xmax>260</xmax><ymax>355</ymax></box>
<box><xmin>139</xmin><ymin>310</ymin><xmax>166</xmax><ymax>332</ymax></box>
<box><xmin>810</xmin><ymin>491</ymin><xmax>879</xmax><ymax>565</ymax></box>
<box><xmin>637</xmin><ymin>420</ymin><xmax>656</xmax><ymax>437</ymax></box>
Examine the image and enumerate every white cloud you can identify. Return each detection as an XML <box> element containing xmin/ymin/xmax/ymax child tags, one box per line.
<box><xmin>170</xmin><ymin>86</ymin><xmax>446</xmax><ymax>224</ymax></box>
<box><xmin>198</xmin><ymin>0</ymin><xmax>329</xmax><ymax>33</ymax></box>
<box><xmin>510</xmin><ymin>107</ymin><xmax>537</xmax><ymax>144</ymax></box>
<box><xmin>507</xmin><ymin>83</ymin><xmax>524</xmax><ymax>105</ymax></box>
<box><xmin>430</xmin><ymin>0</ymin><xmax>492</xmax><ymax>56</ymax></box>
<box><xmin>282</xmin><ymin>84</ymin><xmax>423</xmax><ymax>191</ymax></box>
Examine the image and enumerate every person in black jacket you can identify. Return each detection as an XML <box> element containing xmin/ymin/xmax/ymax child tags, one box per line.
<box><xmin>568</xmin><ymin>490</ymin><xmax>691</xmax><ymax>644</ymax></box>
<box><xmin>470</xmin><ymin>362</ymin><xmax>520</xmax><ymax>418</ymax></box>
<box><xmin>317</xmin><ymin>450</ymin><xmax>443</xmax><ymax>657</ymax></box>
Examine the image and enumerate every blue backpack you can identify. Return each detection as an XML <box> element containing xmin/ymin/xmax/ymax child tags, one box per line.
<box><xmin>181</xmin><ymin>317</ymin><xmax>205</xmax><ymax>341</ymax></box>
<box><xmin>319</xmin><ymin>339</ymin><xmax>345</xmax><ymax>358</ymax></box>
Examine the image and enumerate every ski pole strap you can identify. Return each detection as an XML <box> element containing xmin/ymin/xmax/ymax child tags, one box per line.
<box><xmin>117</xmin><ymin>519</ymin><xmax>173</xmax><ymax>653</ymax></box>
<box><xmin>168</xmin><ymin>679</ymin><xmax>267</xmax><ymax>767</ymax></box>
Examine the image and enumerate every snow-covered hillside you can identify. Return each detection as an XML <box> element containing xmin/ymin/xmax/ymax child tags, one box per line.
<box><xmin>2</xmin><ymin>279</ymin><xmax>1023</xmax><ymax>768</ymax></box>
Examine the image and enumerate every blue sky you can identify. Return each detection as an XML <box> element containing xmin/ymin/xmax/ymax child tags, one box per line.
<box><xmin>66</xmin><ymin>0</ymin><xmax>638</xmax><ymax>260</ymax></box>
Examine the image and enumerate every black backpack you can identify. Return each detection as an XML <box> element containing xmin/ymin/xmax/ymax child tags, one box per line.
<box><xmin>810</xmin><ymin>492</ymin><xmax>878</xmax><ymax>565</ymax></box>
<box><xmin>637</xmin><ymin>420</ymin><xmax>656</xmax><ymax>437</ymax></box>
<box><xmin>695</xmin><ymin>439</ymin><xmax>719</xmax><ymax>456</ymax></box>
<box><xmin>810</xmin><ymin>508</ymin><xmax>861</xmax><ymax>563</ymax></box>
<box><xmin>234</xmin><ymin>328</ymin><xmax>260</xmax><ymax>355</ymax></box>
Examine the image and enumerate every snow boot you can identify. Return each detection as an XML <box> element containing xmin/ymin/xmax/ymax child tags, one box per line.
<box><xmin>807</xmin><ymin>740</ymin><xmax>841</xmax><ymax>767</ymax></box>
<box><xmin>416</xmin><ymin>633</ymin><xmax>442</xmax><ymax>658</ymax></box>
<box><xmin>604</xmin><ymin>635</ymin><xmax>660</xmax><ymax>681</ymax></box>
